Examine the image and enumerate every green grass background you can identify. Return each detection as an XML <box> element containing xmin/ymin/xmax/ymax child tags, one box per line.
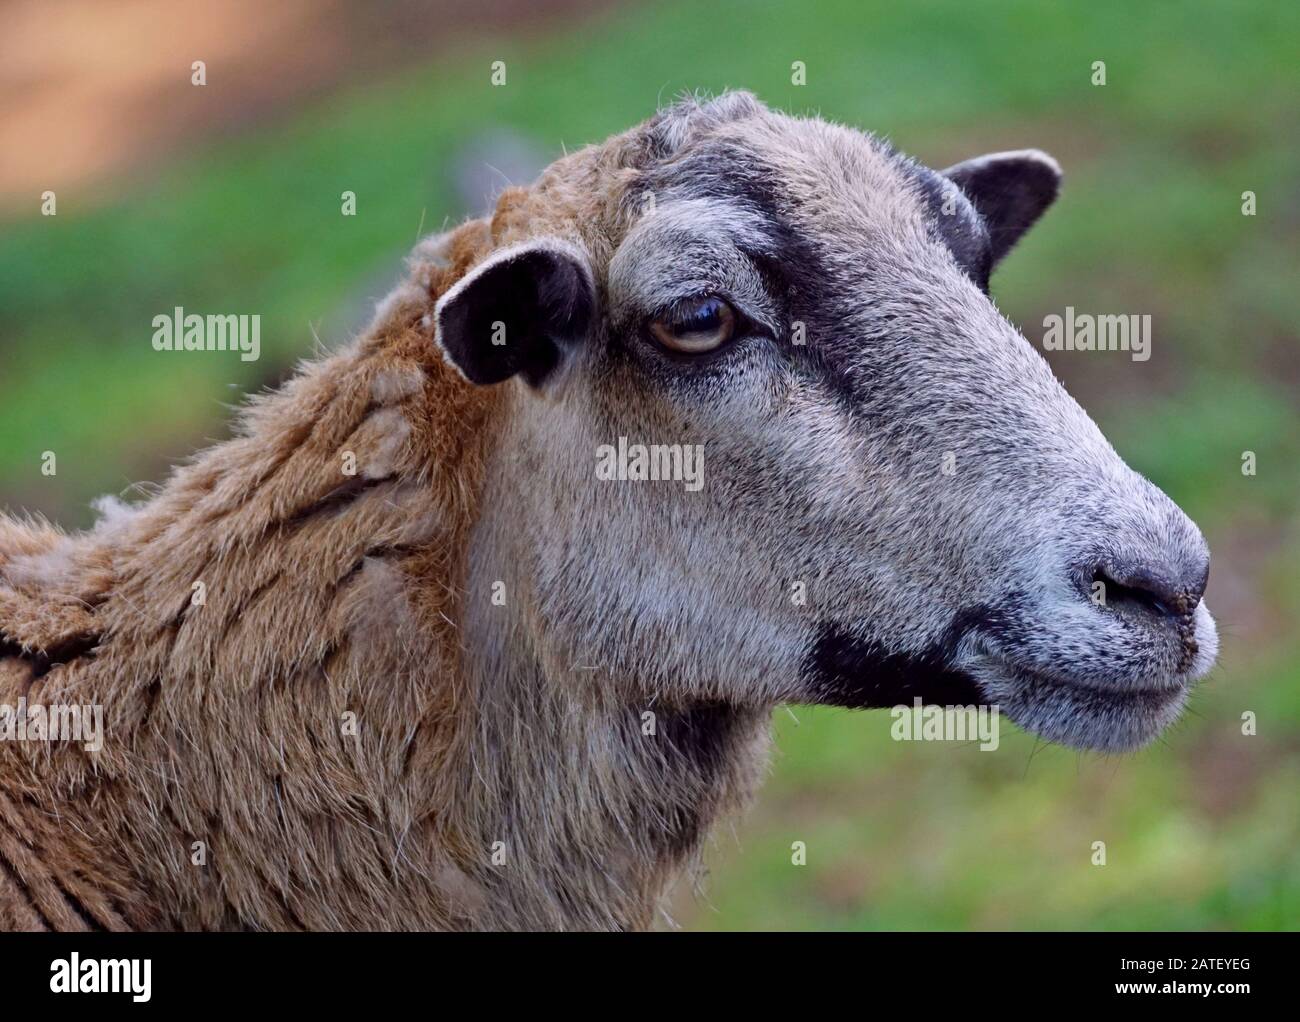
<box><xmin>1</xmin><ymin>0</ymin><xmax>1296</xmax><ymax>929</ymax></box>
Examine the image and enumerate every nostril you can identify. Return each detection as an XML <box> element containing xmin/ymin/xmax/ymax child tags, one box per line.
<box><xmin>1090</xmin><ymin>561</ymin><xmax>1204</xmax><ymax>621</ymax></box>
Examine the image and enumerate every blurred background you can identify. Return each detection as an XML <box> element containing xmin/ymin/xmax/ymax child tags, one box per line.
<box><xmin>1</xmin><ymin>0</ymin><xmax>1296</xmax><ymax>929</ymax></box>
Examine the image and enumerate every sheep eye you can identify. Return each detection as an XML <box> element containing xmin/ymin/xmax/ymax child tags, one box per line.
<box><xmin>649</xmin><ymin>297</ymin><xmax>737</xmax><ymax>355</ymax></box>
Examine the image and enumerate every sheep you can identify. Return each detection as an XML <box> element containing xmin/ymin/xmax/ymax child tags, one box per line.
<box><xmin>0</xmin><ymin>91</ymin><xmax>1216</xmax><ymax>931</ymax></box>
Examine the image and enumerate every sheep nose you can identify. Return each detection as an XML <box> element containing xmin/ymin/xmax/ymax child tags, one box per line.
<box><xmin>1089</xmin><ymin>554</ymin><xmax>1208</xmax><ymax>622</ymax></box>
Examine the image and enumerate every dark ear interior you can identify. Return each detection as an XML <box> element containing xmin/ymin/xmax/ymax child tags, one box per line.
<box><xmin>435</xmin><ymin>242</ymin><xmax>594</xmax><ymax>387</ymax></box>
<box><xmin>943</xmin><ymin>150</ymin><xmax>1062</xmax><ymax>266</ymax></box>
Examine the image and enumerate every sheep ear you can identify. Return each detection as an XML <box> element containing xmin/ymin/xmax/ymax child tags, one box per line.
<box><xmin>942</xmin><ymin>150</ymin><xmax>1062</xmax><ymax>266</ymax></box>
<box><xmin>434</xmin><ymin>239</ymin><xmax>594</xmax><ymax>387</ymax></box>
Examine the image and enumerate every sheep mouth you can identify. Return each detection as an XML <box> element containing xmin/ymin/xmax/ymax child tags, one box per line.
<box><xmin>804</xmin><ymin>619</ymin><xmax>1193</xmax><ymax>750</ymax></box>
<box><xmin>964</xmin><ymin>651</ymin><xmax>1191</xmax><ymax>752</ymax></box>
<box><xmin>984</xmin><ymin>655</ymin><xmax>1188</xmax><ymax>705</ymax></box>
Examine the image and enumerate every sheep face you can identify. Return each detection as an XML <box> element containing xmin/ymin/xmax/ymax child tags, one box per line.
<box><xmin>436</xmin><ymin>93</ymin><xmax>1216</xmax><ymax>752</ymax></box>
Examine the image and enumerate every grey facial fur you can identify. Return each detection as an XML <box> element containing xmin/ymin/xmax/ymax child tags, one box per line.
<box><xmin>445</xmin><ymin>91</ymin><xmax>1216</xmax><ymax>758</ymax></box>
